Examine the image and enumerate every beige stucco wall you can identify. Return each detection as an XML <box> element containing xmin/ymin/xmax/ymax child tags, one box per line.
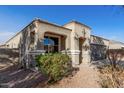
<box><xmin>64</xmin><ymin>22</ymin><xmax>91</xmax><ymax>65</ymax></box>
<box><xmin>90</xmin><ymin>35</ymin><xmax>109</xmax><ymax>47</ymax></box>
<box><xmin>109</xmin><ymin>41</ymin><xmax>124</xmax><ymax>49</ymax></box>
<box><xmin>74</xmin><ymin>23</ymin><xmax>91</xmax><ymax>64</ymax></box>
<box><xmin>5</xmin><ymin>32</ymin><xmax>21</xmax><ymax>48</ymax></box>
<box><xmin>103</xmin><ymin>39</ymin><xmax>109</xmax><ymax>47</ymax></box>
<box><xmin>5</xmin><ymin>20</ymin><xmax>71</xmax><ymax>50</ymax></box>
<box><xmin>90</xmin><ymin>35</ymin><xmax>124</xmax><ymax>50</ymax></box>
<box><xmin>37</xmin><ymin>21</ymin><xmax>71</xmax><ymax>50</ymax></box>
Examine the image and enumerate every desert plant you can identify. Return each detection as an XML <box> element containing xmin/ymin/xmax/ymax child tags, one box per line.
<box><xmin>99</xmin><ymin>64</ymin><xmax>124</xmax><ymax>88</ymax></box>
<box><xmin>99</xmin><ymin>49</ymin><xmax>124</xmax><ymax>87</ymax></box>
<box><xmin>107</xmin><ymin>49</ymin><xmax>124</xmax><ymax>69</ymax></box>
<box><xmin>35</xmin><ymin>53</ymin><xmax>72</xmax><ymax>83</ymax></box>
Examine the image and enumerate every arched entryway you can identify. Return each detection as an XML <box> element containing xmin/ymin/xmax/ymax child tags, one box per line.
<box><xmin>43</xmin><ymin>32</ymin><xmax>66</xmax><ymax>53</ymax></box>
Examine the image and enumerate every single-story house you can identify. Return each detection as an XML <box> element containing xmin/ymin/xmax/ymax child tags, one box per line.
<box><xmin>3</xmin><ymin>18</ymin><xmax>124</xmax><ymax>68</ymax></box>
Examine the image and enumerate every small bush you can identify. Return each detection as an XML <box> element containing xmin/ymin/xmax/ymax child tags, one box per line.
<box><xmin>35</xmin><ymin>53</ymin><xmax>72</xmax><ymax>83</ymax></box>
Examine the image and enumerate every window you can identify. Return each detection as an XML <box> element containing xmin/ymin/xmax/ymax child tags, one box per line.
<box><xmin>43</xmin><ymin>36</ymin><xmax>59</xmax><ymax>53</ymax></box>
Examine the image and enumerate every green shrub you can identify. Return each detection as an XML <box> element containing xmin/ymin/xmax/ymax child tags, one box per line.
<box><xmin>35</xmin><ymin>53</ymin><xmax>72</xmax><ymax>83</ymax></box>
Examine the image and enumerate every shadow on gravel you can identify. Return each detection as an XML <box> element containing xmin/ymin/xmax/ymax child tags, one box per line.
<box><xmin>0</xmin><ymin>65</ymin><xmax>47</xmax><ymax>88</ymax></box>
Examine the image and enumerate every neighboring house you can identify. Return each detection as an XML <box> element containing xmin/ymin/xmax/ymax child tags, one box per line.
<box><xmin>109</xmin><ymin>40</ymin><xmax>124</xmax><ymax>49</ymax></box>
<box><xmin>3</xmin><ymin>18</ymin><xmax>124</xmax><ymax>68</ymax></box>
<box><xmin>0</xmin><ymin>44</ymin><xmax>6</xmax><ymax>48</ymax></box>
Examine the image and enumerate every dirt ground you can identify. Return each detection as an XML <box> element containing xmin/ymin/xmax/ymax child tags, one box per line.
<box><xmin>0</xmin><ymin>64</ymin><xmax>47</xmax><ymax>88</ymax></box>
<box><xmin>37</xmin><ymin>63</ymin><xmax>101</xmax><ymax>88</ymax></box>
<box><xmin>0</xmin><ymin>48</ymin><xmax>47</xmax><ymax>88</ymax></box>
<box><xmin>0</xmin><ymin>61</ymin><xmax>101</xmax><ymax>88</ymax></box>
<box><xmin>0</xmin><ymin>48</ymin><xmax>101</xmax><ymax>88</ymax></box>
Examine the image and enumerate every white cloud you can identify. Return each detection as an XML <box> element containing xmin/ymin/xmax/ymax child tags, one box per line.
<box><xmin>0</xmin><ymin>31</ymin><xmax>15</xmax><ymax>45</ymax></box>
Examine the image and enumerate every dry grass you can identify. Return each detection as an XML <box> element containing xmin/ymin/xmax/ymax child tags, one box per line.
<box><xmin>99</xmin><ymin>65</ymin><xmax>124</xmax><ymax>88</ymax></box>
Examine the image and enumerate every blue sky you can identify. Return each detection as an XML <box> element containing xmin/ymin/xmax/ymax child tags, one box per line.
<box><xmin>0</xmin><ymin>5</ymin><xmax>124</xmax><ymax>44</ymax></box>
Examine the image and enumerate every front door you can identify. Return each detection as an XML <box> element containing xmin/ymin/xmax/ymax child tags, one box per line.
<box><xmin>79</xmin><ymin>38</ymin><xmax>83</xmax><ymax>64</ymax></box>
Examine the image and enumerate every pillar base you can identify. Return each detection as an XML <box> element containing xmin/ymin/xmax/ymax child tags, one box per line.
<box><xmin>62</xmin><ymin>50</ymin><xmax>80</xmax><ymax>67</ymax></box>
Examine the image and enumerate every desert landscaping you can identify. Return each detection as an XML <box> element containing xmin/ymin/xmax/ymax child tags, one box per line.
<box><xmin>0</xmin><ymin>49</ymin><xmax>100</xmax><ymax>88</ymax></box>
<box><xmin>1</xmin><ymin>48</ymin><xmax>124</xmax><ymax>88</ymax></box>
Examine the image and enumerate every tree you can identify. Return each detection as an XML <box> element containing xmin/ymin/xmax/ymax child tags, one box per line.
<box><xmin>99</xmin><ymin>49</ymin><xmax>124</xmax><ymax>88</ymax></box>
<box><xmin>107</xmin><ymin>49</ymin><xmax>124</xmax><ymax>69</ymax></box>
